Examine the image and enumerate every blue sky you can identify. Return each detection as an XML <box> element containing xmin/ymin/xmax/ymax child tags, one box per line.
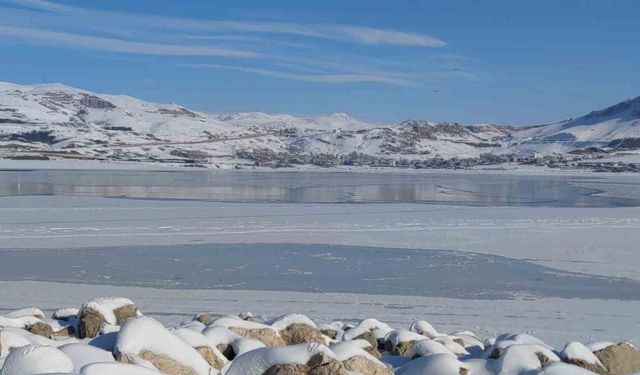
<box><xmin>0</xmin><ymin>0</ymin><xmax>638</xmax><ymax>125</ymax></box>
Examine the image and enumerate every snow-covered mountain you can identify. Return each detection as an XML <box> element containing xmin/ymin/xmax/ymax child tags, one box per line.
<box><xmin>0</xmin><ymin>81</ymin><xmax>639</xmax><ymax>168</ymax></box>
<box><xmin>508</xmin><ymin>96</ymin><xmax>640</xmax><ymax>154</ymax></box>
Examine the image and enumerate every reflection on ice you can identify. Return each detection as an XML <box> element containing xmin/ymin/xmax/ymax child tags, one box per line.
<box><xmin>1</xmin><ymin>170</ymin><xmax>639</xmax><ymax>207</ymax></box>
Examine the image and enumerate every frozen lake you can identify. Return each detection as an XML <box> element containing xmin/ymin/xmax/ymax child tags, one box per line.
<box><xmin>1</xmin><ymin>169</ymin><xmax>640</xmax><ymax>207</ymax></box>
<box><xmin>1</xmin><ymin>169</ymin><xmax>639</xmax><ymax>301</ymax></box>
<box><xmin>2</xmin><ymin>243</ymin><xmax>639</xmax><ymax>300</ymax></box>
<box><xmin>1</xmin><ymin>168</ymin><xmax>640</xmax><ymax>345</ymax></box>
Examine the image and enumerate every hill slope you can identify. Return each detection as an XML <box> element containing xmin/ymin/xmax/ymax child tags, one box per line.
<box><xmin>508</xmin><ymin>96</ymin><xmax>640</xmax><ymax>154</ymax></box>
<box><xmin>1</xmin><ymin>81</ymin><xmax>639</xmax><ymax>168</ymax></box>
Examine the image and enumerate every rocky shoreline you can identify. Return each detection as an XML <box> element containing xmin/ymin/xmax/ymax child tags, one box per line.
<box><xmin>1</xmin><ymin>297</ymin><xmax>639</xmax><ymax>374</ymax></box>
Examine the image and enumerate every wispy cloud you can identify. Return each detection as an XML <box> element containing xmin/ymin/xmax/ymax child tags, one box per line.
<box><xmin>0</xmin><ymin>0</ymin><xmax>469</xmax><ymax>87</ymax></box>
<box><xmin>182</xmin><ymin>63</ymin><xmax>413</xmax><ymax>86</ymax></box>
<box><xmin>7</xmin><ymin>0</ymin><xmax>446</xmax><ymax>47</ymax></box>
<box><xmin>0</xmin><ymin>26</ymin><xmax>258</xmax><ymax>57</ymax></box>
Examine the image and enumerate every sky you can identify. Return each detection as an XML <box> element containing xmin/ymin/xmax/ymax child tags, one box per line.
<box><xmin>0</xmin><ymin>0</ymin><xmax>639</xmax><ymax>125</ymax></box>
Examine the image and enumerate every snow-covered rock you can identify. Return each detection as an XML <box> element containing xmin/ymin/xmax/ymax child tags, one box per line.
<box><xmin>78</xmin><ymin>297</ymin><xmax>138</xmax><ymax>339</ymax></box>
<box><xmin>52</xmin><ymin>308</ymin><xmax>80</xmax><ymax>322</ymax></box>
<box><xmin>4</xmin><ymin>308</ymin><xmax>45</xmax><ymax>320</ymax></box>
<box><xmin>432</xmin><ymin>336</ymin><xmax>469</xmax><ymax>356</ymax></box>
<box><xmin>1</xmin><ymin>345</ymin><xmax>74</xmax><ymax>375</ymax></box>
<box><xmin>80</xmin><ymin>362</ymin><xmax>161</xmax><ymax>375</ymax></box>
<box><xmin>114</xmin><ymin>317</ymin><xmax>214</xmax><ymax>375</ymax></box>
<box><xmin>268</xmin><ymin>313</ymin><xmax>324</xmax><ymax>345</ymax></box>
<box><xmin>330</xmin><ymin>341</ymin><xmax>392</xmax><ymax>375</ymax></box>
<box><xmin>409</xmin><ymin>320</ymin><xmax>438</xmax><ymax>339</ymax></box>
<box><xmin>172</xmin><ymin>328</ymin><xmax>229</xmax><ymax>369</ymax></box>
<box><xmin>208</xmin><ymin>317</ymin><xmax>284</xmax><ymax>347</ymax></box>
<box><xmin>0</xmin><ymin>330</ymin><xmax>31</xmax><ymax>358</ymax></box>
<box><xmin>384</xmin><ymin>330</ymin><xmax>429</xmax><ymax>357</ymax></box>
<box><xmin>318</xmin><ymin>323</ymin><xmax>344</xmax><ymax>341</ymax></box>
<box><xmin>229</xmin><ymin>338</ymin><xmax>265</xmax><ymax>357</ymax></box>
<box><xmin>560</xmin><ymin>342</ymin><xmax>605</xmax><ymax>373</ymax></box>
<box><xmin>59</xmin><ymin>343</ymin><xmax>115</xmax><ymax>371</ymax></box>
<box><xmin>395</xmin><ymin>353</ymin><xmax>468</xmax><ymax>375</ymax></box>
<box><xmin>411</xmin><ymin>339</ymin><xmax>457</xmax><ymax>359</ymax></box>
<box><xmin>531</xmin><ymin>362</ymin><xmax>599</xmax><ymax>375</ymax></box>
<box><xmin>592</xmin><ymin>342</ymin><xmax>640</xmax><ymax>375</ymax></box>
<box><xmin>193</xmin><ymin>313</ymin><xmax>216</xmax><ymax>325</ymax></box>
<box><xmin>201</xmin><ymin>326</ymin><xmax>244</xmax><ymax>360</ymax></box>
<box><xmin>451</xmin><ymin>331</ymin><xmax>484</xmax><ymax>350</ymax></box>
<box><xmin>486</xmin><ymin>333</ymin><xmax>551</xmax><ymax>359</ymax></box>
<box><xmin>495</xmin><ymin>344</ymin><xmax>560</xmax><ymax>374</ymax></box>
<box><xmin>223</xmin><ymin>343</ymin><xmax>345</xmax><ymax>375</ymax></box>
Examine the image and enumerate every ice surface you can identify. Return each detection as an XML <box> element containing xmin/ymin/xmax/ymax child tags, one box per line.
<box><xmin>1</xmin><ymin>243</ymin><xmax>638</xmax><ymax>300</ymax></box>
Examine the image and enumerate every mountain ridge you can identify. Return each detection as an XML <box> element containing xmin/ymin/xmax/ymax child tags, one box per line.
<box><xmin>1</xmin><ymin>81</ymin><xmax>639</xmax><ymax>169</ymax></box>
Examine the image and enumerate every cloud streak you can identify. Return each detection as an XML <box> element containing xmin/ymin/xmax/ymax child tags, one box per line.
<box><xmin>0</xmin><ymin>0</ymin><xmax>471</xmax><ymax>87</ymax></box>
<box><xmin>0</xmin><ymin>25</ymin><xmax>258</xmax><ymax>57</ymax></box>
<box><xmin>8</xmin><ymin>0</ymin><xmax>446</xmax><ymax>47</ymax></box>
<box><xmin>182</xmin><ymin>64</ymin><xmax>413</xmax><ymax>86</ymax></box>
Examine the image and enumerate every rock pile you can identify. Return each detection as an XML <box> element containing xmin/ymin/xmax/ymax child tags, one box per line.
<box><xmin>1</xmin><ymin>297</ymin><xmax>639</xmax><ymax>374</ymax></box>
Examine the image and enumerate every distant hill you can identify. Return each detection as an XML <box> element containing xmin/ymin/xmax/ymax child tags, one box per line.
<box><xmin>1</xmin><ymin>81</ymin><xmax>638</xmax><ymax>168</ymax></box>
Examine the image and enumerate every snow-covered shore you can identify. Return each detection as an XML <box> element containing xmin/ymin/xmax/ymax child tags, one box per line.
<box><xmin>1</xmin><ymin>288</ymin><xmax>639</xmax><ymax>374</ymax></box>
<box><xmin>1</xmin><ymin>281</ymin><xmax>638</xmax><ymax>349</ymax></box>
<box><xmin>0</xmin><ymin>158</ymin><xmax>639</xmax><ymax>177</ymax></box>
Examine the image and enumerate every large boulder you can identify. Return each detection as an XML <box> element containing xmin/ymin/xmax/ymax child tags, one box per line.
<box><xmin>4</xmin><ymin>308</ymin><xmax>45</xmax><ymax>320</ymax></box>
<box><xmin>239</xmin><ymin>312</ymin><xmax>257</xmax><ymax>322</ymax></box>
<box><xmin>269</xmin><ymin>314</ymin><xmax>325</xmax><ymax>345</ymax></box>
<box><xmin>224</xmin><ymin>343</ymin><xmax>346</xmax><ymax>375</ymax></box>
<box><xmin>411</xmin><ymin>339</ymin><xmax>457</xmax><ymax>359</ymax></box>
<box><xmin>451</xmin><ymin>331</ymin><xmax>485</xmax><ymax>354</ymax></box>
<box><xmin>331</xmin><ymin>341</ymin><xmax>392</xmax><ymax>375</ymax></box>
<box><xmin>231</xmin><ymin>338</ymin><xmax>266</xmax><ymax>357</ymax></box>
<box><xmin>346</xmin><ymin>328</ymin><xmax>378</xmax><ymax>350</ymax></box>
<box><xmin>264</xmin><ymin>353</ymin><xmax>346</xmax><ymax>375</ymax></box>
<box><xmin>487</xmin><ymin>333</ymin><xmax>551</xmax><ymax>359</ymax></box>
<box><xmin>59</xmin><ymin>342</ymin><xmax>115</xmax><ymax>371</ymax></box>
<box><xmin>78</xmin><ymin>297</ymin><xmax>139</xmax><ymax>339</ymax></box>
<box><xmin>0</xmin><ymin>344</ymin><xmax>74</xmax><ymax>375</ymax></box>
<box><xmin>535</xmin><ymin>362</ymin><xmax>602</xmax><ymax>374</ymax></box>
<box><xmin>229</xmin><ymin>326</ymin><xmax>285</xmax><ymax>347</ymax></box>
<box><xmin>193</xmin><ymin>313</ymin><xmax>215</xmax><ymax>325</ymax></box>
<box><xmin>395</xmin><ymin>353</ymin><xmax>469</xmax><ymax>375</ymax></box>
<box><xmin>53</xmin><ymin>307</ymin><xmax>80</xmax><ymax>321</ymax></box>
<box><xmin>384</xmin><ymin>330</ymin><xmax>428</xmax><ymax>357</ymax></box>
<box><xmin>24</xmin><ymin>321</ymin><xmax>53</xmax><ymax>339</ymax></box>
<box><xmin>409</xmin><ymin>320</ymin><xmax>438</xmax><ymax>339</ymax></box>
<box><xmin>318</xmin><ymin>323</ymin><xmax>341</xmax><ymax>340</ymax></box>
<box><xmin>344</xmin><ymin>319</ymin><xmax>392</xmax><ymax>351</ymax></box>
<box><xmin>202</xmin><ymin>325</ymin><xmax>244</xmax><ymax>361</ymax></box>
<box><xmin>432</xmin><ymin>336</ymin><xmax>469</xmax><ymax>356</ymax></box>
<box><xmin>172</xmin><ymin>328</ymin><xmax>229</xmax><ymax>370</ymax></box>
<box><xmin>0</xmin><ymin>330</ymin><xmax>32</xmax><ymax>358</ymax></box>
<box><xmin>80</xmin><ymin>362</ymin><xmax>162</xmax><ymax>374</ymax></box>
<box><xmin>593</xmin><ymin>342</ymin><xmax>640</xmax><ymax>375</ymax></box>
<box><xmin>341</xmin><ymin>338</ymin><xmax>381</xmax><ymax>359</ymax></box>
<box><xmin>280</xmin><ymin>324</ymin><xmax>325</xmax><ymax>345</ymax></box>
<box><xmin>115</xmin><ymin>317</ymin><xmax>212</xmax><ymax>375</ymax></box>
<box><xmin>561</xmin><ymin>342</ymin><xmax>606</xmax><ymax>374</ymax></box>
<box><xmin>495</xmin><ymin>344</ymin><xmax>560</xmax><ymax>374</ymax></box>
<box><xmin>210</xmin><ymin>316</ymin><xmax>285</xmax><ymax>347</ymax></box>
